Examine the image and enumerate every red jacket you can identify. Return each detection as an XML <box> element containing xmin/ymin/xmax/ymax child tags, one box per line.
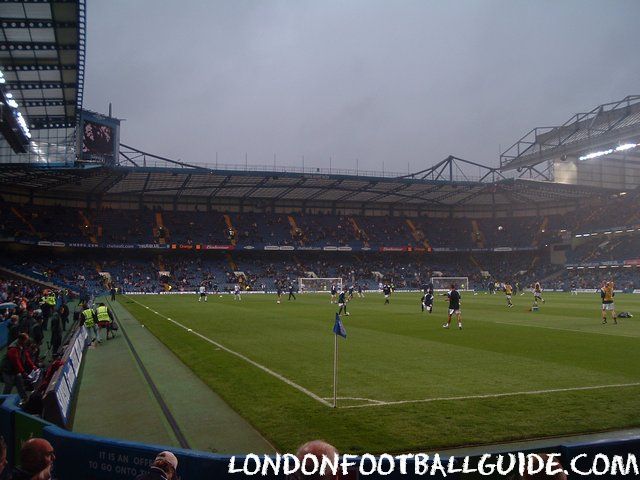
<box><xmin>3</xmin><ymin>342</ymin><xmax>36</xmax><ymax>375</ymax></box>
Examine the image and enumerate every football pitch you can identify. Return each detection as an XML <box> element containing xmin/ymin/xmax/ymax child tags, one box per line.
<box><xmin>120</xmin><ymin>291</ymin><xmax>640</xmax><ymax>454</ymax></box>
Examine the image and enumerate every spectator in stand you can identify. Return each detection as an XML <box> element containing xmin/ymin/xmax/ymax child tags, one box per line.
<box><xmin>72</xmin><ymin>302</ymin><xmax>83</xmax><ymax>325</ymax></box>
<box><xmin>49</xmin><ymin>308</ymin><xmax>62</xmax><ymax>356</ymax></box>
<box><xmin>135</xmin><ymin>451</ymin><xmax>178</xmax><ymax>480</ymax></box>
<box><xmin>58</xmin><ymin>302</ymin><xmax>69</xmax><ymax>331</ymax></box>
<box><xmin>40</xmin><ymin>290</ymin><xmax>56</xmax><ymax>332</ymax></box>
<box><xmin>18</xmin><ymin>310</ymin><xmax>33</xmax><ymax>337</ymax></box>
<box><xmin>29</xmin><ymin>313</ymin><xmax>44</xmax><ymax>360</ymax></box>
<box><xmin>27</xmin><ymin>338</ymin><xmax>42</xmax><ymax>368</ymax></box>
<box><xmin>294</xmin><ymin>440</ymin><xmax>339</xmax><ymax>480</ymax></box>
<box><xmin>0</xmin><ymin>333</ymin><xmax>36</xmax><ymax>401</ymax></box>
<box><xmin>11</xmin><ymin>438</ymin><xmax>56</xmax><ymax>480</ymax></box>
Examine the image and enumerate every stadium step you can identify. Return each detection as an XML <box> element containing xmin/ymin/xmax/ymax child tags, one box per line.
<box><xmin>226</xmin><ymin>252</ymin><xmax>238</xmax><ymax>271</ymax></box>
<box><xmin>532</xmin><ymin>216</ymin><xmax>549</xmax><ymax>247</ymax></box>
<box><xmin>223</xmin><ymin>213</ymin><xmax>233</xmax><ymax>230</ymax></box>
<box><xmin>10</xmin><ymin>206</ymin><xmax>36</xmax><ymax>234</ymax></box>
<box><xmin>78</xmin><ymin>210</ymin><xmax>98</xmax><ymax>244</ymax></box>
<box><xmin>287</xmin><ymin>214</ymin><xmax>304</xmax><ymax>242</ymax></box>
<box><xmin>287</xmin><ymin>214</ymin><xmax>298</xmax><ymax>230</ymax></box>
<box><xmin>155</xmin><ymin>211</ymin><xmax>167</xmax><ymax>244</ymax></box>
<box><xmin>405</xmin><ymin>219</ymin><xmax>419</xmax><ymax>240</ymax></box>
<box><xmin>471</xmin><ymin>219</ymin><xmax>485</xmax><ymax>248</ymax></box>
<box><xmin>157</xmin><ymin>255</ymin><xmax>166</xmax><ymax>271</ymax></box>
<box><xmin>349</xmin><ymin>217</ymin><xmax>366</xmax><ymax>244</ymax></box>
<box><xmin>405</xmin><ymin>219</ymin><xmax>432</xmax><ymax>249</ymax></box>
<box><xmin>223</xmin><ymin>214</ymin><xmax>237</xmax><ymax>245</ymax></box>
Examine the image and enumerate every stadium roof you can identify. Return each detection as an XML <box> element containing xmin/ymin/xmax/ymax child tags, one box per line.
<box><xmin>0</xmin><ymin>162</ymin><xmax>614</xmax><ymax>210</ymax></box>
<box><xmin>0</xmin><ymin>0</ymin><xmax>86</xmax><ymax>131</ymax></box>
<box><xmin>500</xmin><ymin>95</ymin><xmax>640</xmax><ymax>171</ymax></box>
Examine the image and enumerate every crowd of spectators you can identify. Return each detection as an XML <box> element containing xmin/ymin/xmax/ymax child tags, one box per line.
<box><xmin>3</xmin><ymin>200</ymin><xmax>622</xmax><ymax>250</ymax></box>
<box><xmin>567</xmin><ymin>234</ymin><xmax>640</xmax><ymax>265</ymax></box>
<box><xmin>1</xmin><ymin>250</ymin><xmax>574</xmax><ymax>296</ymax></box>
<box><xmin>567</xmin><ymin>190</ymin><xmax>640</xmax><ymax>234</ymax></box>
<box><xmin>6</xmin><ymin>258</ymin><xmax>103</xmax><ymax>295</ymax></box>
<box><xmin>1</xmin><ymin>277</ymin><xmax>74</xmax><ymax>404</ymax></box>
<box><xmin>0</xmin><ymin>434</ymin><xmax>182</xmax><ymax>480</ymax></box>
<box><xmin>555</xmin><ymin>267</ymin><xmax>640</xmax><ymax>292</ymax></box>
<box><xmin>2</xmin><ymin>190</ymin><xmax>640</xmax><ymax>297</ymax></box>
<box><xmin>294</xmin><ymin>213</ymin><xmax>360</xmax><ymax>247</ymax></box>
<box><xmin>0</xmin><ymin>275</ymin><xmax>186</xmax><ymax>480</ymax></box>
<box><xmin>160</xmin><ymin>210</ymin><xmax>229</xmax><ymax>245</ymax></box>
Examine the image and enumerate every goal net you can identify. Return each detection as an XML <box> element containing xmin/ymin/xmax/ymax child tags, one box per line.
<box><xmin>431</xmin><ymin>277</ymin><xmax>470</xmax><ymax>291</ymax></box>
<box><xmin>298</xmin><ymin>277</ymin><xmax>343</xmax><ymax>293</ymax></box>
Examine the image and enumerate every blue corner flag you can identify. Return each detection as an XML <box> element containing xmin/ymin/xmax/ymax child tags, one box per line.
<box><xmin>333</xmin><ymin>313</ymin><xmax>347</xmax><ymax>338</ymax></box>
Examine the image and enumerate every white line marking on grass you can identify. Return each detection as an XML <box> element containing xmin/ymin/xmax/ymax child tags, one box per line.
<box><xmin>340</xmin><ymin>382</ymin><xmax>640</xmax><ymax>409</ymax></box>
<box><xmin>491</xmin><ymin>320</ymin><xmax>640</xmax><ymax>338</ymax></box>
<box><xmin>127</xmin><ymin>297</ymin><xmax>333</xmax><ymax>408</ymax></box>
<box><xmin>322</xmin><ymin>396</ymin><xmax>384</xmax><ymax>405</ymax></box>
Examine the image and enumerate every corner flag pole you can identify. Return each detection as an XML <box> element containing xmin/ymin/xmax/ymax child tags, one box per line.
<box><xmin>332</xmin><ymin>313</ymin><xmax>346</xmax><ymax>409</ymax></box>
<box><xmin>333</xmin><ymin>332</ymin><xmax>338</xmax><ymax>408</ymax></box>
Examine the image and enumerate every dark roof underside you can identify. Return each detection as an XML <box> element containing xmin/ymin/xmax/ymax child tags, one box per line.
<box><xmin>0</xmin><ymin>0</ymin><xmax>85</xmax><ymax>130</ymax></box>
<box><xmin>0</xmin><ymin>164</ymin><xmax>617</xmax><ymax>209</ymax></box>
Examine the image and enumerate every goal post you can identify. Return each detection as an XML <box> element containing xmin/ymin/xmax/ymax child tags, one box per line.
<box><xmin>431</xmin><ymin>277</ymin><xmax>470</xmax><ymax>291</ymax></box>
<box><xmin>298</xmin><ymin>277</ymin><xmax>343</xmax><ymax>293</ymax></box>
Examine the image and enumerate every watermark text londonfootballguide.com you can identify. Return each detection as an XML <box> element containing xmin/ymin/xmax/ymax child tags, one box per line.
<box><xmin>228</xmin><ymin>452</ymin><xmax>640</xmax><ymax>477</ymax></box>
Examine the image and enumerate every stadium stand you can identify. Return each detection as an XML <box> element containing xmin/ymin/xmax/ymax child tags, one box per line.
<box><xmin>1</xmin><ymin>200</ymin><xmax>635</xmax><ymax>249</ymax></box>
<box><xmin>1</xmin><ymin>187</ymin><xmax>640</xmax><ymax>296</ymax></box>
<box><xmin>0</xmin><ymin>248</ymin><xmax>592</xmax><ymax>293</ymax></box>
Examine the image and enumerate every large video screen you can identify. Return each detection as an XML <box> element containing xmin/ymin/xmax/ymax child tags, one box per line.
<box><xmin>83</xmin><ymin>120</ymin><xmax>114</xmax><ymax>156</ymax></box>
<box><xmin>78</xmin><ymin>110</ymin><xmax>120</xmax><ymax>165</ymax></box>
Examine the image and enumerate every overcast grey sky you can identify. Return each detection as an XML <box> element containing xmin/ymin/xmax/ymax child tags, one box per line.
<box><xmin>84</xmin><ymin>0</ymin><xmax>640</xmax><ymax>174</ymax></box>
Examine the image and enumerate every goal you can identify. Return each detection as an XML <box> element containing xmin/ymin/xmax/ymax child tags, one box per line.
<box><xmin>298</xmin><ymin>277</ymin><xmax>343</xmax><ymax>293</ymax></box>
<box><xmin>431</xmin><ymin>276</ymin><xmax>470</xmax><ymax>291</ymax></box>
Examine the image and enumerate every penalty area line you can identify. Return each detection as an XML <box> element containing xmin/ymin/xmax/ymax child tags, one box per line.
<box><xmin>127</xmin><ymin>297</ymin><xmax>333</xmax><ymax>408</ymax></box>
<box><xmin>340</xmin><ymin>382</ymin><xmax>640</xmax><ymax>409</ymax></box>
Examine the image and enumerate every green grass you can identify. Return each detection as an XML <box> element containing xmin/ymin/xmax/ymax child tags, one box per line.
<box><xmin>120</xmin><ymin>291</ymin><xmax>640</xmax><ymax>454</ymax></box>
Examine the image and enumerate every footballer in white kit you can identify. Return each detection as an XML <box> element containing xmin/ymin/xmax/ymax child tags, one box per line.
<box><xmin>198</xmin><ymin>285</ymin><xmax>207</xmax><ymax>302</ymax></box>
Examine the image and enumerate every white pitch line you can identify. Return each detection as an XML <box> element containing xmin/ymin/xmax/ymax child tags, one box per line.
<box><xmin>127</xmin><ymin>298</ymin><xmax>640</xmax><ymax>411</ymax></box>
<box><xmin>127</xmin><ymin>297</ymin><xmax>333</xmax><ymax>408</ymax></box>
<box><xmin>340</xmin><ymin>382</ymin><xmax>640</xmax><ymax>409</ymax></box>
<box><xmin>490</xmin><ymin>320</ymin><xmax>640</xmax><ymax>338</ymax></box>
<box><xmin>322</xmin><ymin>396</ymin><xmax>384</xmax><ymax>405</ymax></box>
